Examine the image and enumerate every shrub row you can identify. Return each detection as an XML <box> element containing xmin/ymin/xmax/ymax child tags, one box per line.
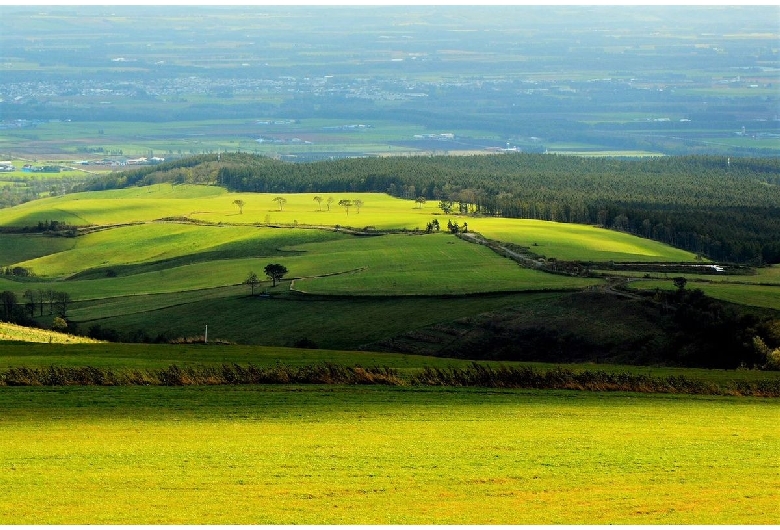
<box><xmin>1</xmin><ymin>362</ymin><xmax>778</xmax><ymax>397</ymax></box>
<box><xmin>409</xmin><ymin>363</ymin><xmax>780</xmax><ymax>397</ymax></box>
<box><xmin>0</xmin><ymin>363</ymin><xmax>403</xmax><ymax>387</ymax></box>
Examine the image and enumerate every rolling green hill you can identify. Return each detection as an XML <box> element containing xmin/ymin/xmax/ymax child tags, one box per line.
<box><xmin>1</xmin><ymin>156</ymin><xmax>778</xmax><ymax>370</ymax></box>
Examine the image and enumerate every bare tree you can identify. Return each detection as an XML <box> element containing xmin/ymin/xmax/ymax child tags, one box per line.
<box><xmin>23</xmin><ymin>289</ymin><xmax>36</xmax><ymax>318</ymax></box>
<box><xmin>244</xmin><ymin>271</ymin><xmax>260</xmax><ymax>295</ymax></box>
<box><xmin>313</xmin><ymin>196</ymin><xmax>323</xmax><ymax>211</ymax></box>
<box><xmin>354</xmin><ymin>199</ymin><xmax>364</xmax><ymax>214</ymax></box>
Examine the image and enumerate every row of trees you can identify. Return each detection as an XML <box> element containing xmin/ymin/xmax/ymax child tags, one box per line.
<box><xmin>0</xmin><ymin>289</ymin><xmax>71</xmax><ymax>325</ymax></box>
<box><xmin>79</xmin><ymin>152</ymin><xmax>780</xmax><ymax>263</ymax></box>
<box><xmin>232</xmin><ymin>196</ymin><xmax>366</xmax><ymax>216</ymax></box>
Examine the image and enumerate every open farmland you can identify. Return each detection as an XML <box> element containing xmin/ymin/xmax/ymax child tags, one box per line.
<box><xmin>2</xmin><ymin>7</ymin><xmax>777</xmax><ymax>159</ymax></box>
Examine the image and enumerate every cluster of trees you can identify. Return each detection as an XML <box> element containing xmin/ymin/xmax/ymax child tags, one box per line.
<box><xmin>3</xmin><ymin>266</ymin><xmax>33</xmax><ymax>277</ymax></box>
<box><xmin>653</xmin><ymin>286</ymin><xmax>780</xmax><ymax>370</ymax></box>
<box><xmin>79</xmin><ymin>152</ymin><xmax>780</xmax><ymax>263</ymax></box>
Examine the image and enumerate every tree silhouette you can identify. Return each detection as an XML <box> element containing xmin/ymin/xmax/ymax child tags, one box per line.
<box><xmin>273</xmin><ymin>196</ymin><xmax>287</xmax><ymax>211</ymax></box>
<box><xmin>264</xmin><ymin>263</ymin><xmax>288</xmax><ymax>287</ymax></box>
<box><xmin>232</xmin><ymin>199</ymin><xmax>245</xmax><ymax>214</ymax></box>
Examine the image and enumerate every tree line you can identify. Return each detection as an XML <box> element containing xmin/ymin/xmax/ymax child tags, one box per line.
<box><xmin>78</xmin><ymin>152</ymin><xmax>780</xmax><ymax>263</ymax></box>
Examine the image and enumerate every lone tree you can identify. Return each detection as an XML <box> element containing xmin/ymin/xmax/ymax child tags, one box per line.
<box><xmin>264</xmin><ymin>263</ymin><xmax>288</xmax><ymax>287</ymax></box>
<box><xmin>313</xmin><ymin>196</ymin><xmax>323</xmax><ymax>211</ymax></box>
<box><xmin>232</xmin><ymin>199</ymin><xmax>245</xmax><ymax>214</ymax></box>
<box><xmin>244</xmin><ymin>271</ymin><xmax>260</xmax><ymax>295</ymax></box>
<box><xmin>415</xmin><ymin>196</ymin><xmax>427</xmax><ymax>209</ymax></box>
<box><xmin>354</xmin><ymin>199</ymin><xmax>364</xmax><ymax>214</ymax></box>
<box><xmin>338</xmin><ymin>199</ymin><xmax>352</xmax><ymax>215</ymax></box>
<box><xmin>273</xmin><ymin>196</ymin><xmax>287</xmax><ymax>211</ymax></box>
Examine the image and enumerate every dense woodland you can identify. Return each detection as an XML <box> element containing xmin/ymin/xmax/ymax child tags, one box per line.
<box><xmin>80</xmin><ymin>153</ymin><xmax>780</xmax><ymax>264</ymax></box>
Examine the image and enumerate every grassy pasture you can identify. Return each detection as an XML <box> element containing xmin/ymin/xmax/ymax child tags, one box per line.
<box><xmin>0</xmin><ymin>342</ymin><xmax>468</xmax><ymax>371</ymax></box>
<box><xmin>13</xmin><ymin>224</ymin><xmax>345</xmax><ymax>279</ymax></box>
<box><xmin>2</xmin><ymin>341</ymin><xmax>779</xmax><ymax>385</ymax></box>
<box><xmin>3</xmin><ymin>230</ymin><xmax>596</xmax><ymax>300</ymax></box>
<box><xmin>288</xmin><ymin>233</ymin><xmax>599</xmax><ymax>295</ymax></box>
<box><xmin>0</xmin><ymin>234</ymin><xmax>76</xmax><ymax>267</ymax></box>
<box><xmin>595</xmin><ymin>265</ymin><xmax>780</xmax><ymax>285</ymax></box>
<box><xmin>72</xmin><ymin>291</ymin><xmax>560</xmax><ymax>350</ymax></box>
<box><xmin>0</xmin><ymin>385</ymin><xmax>777</xmax><ymax>524</ymax></box>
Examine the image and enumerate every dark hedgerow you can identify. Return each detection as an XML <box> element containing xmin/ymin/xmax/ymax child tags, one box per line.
<box><xmin>0</xmin><ymin>362</ymin><xmax>778</xmax><ymax>397</ymax></box>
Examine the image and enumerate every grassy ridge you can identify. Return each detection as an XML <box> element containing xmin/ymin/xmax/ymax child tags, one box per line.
<box><xmin>0</xmin><ymin>385</ymin><xmax>777</xmax><ymax>524</ymax></box>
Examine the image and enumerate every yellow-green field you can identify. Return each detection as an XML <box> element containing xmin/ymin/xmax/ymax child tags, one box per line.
<box><xmin>0</xmin><ymin>385</ymin><xmax>777</xmax><ymax>524</ymax></box>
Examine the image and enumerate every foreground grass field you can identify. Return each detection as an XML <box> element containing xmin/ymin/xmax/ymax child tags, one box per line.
<box><xmin>0</xmin><ymin>385</ymin><xmax>776</xmax><ymax>524</ymax></box>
